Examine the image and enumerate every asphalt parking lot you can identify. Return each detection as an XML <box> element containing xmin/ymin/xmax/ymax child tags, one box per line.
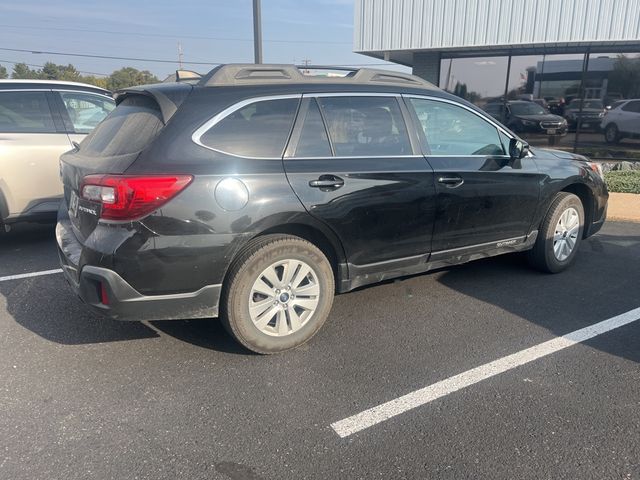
<box><xmin>1</xmin><ymin>221</ymin><xmax>639</xmax><ymax>480</ymax></box>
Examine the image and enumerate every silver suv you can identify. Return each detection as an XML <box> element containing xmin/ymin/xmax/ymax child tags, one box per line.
<box><xmin>0</xmin><ymin>80</ymin><xmax>114</xmax><ymax>232</ymax></box>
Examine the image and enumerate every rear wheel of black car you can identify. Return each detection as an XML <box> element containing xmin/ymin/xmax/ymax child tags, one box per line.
<box><xmin>221</xmin><ymin>234</ymin><xmax>335</xmax><ymax>354</ymax></box>
<box><xmin>604</xmin><ymin>123</ymin><xmax>620</xmax><ymax>144</ymax></box>
<box><xmin>527</xmin><ymin>192</ymin><xmax>584</xmax><ymax>273</ymax></box>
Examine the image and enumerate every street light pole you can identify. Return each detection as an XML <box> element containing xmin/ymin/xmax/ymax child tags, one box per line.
<box><xmin>253</xmin><ymin>0</ymin><xmax>263</xmax><ymax>64</ymax></box>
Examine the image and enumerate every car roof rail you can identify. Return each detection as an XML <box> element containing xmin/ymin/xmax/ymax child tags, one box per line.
<box><xmin>198</xmin><ymin>63</ymin><xmax>436</xmax><ymax>89</ymax></box>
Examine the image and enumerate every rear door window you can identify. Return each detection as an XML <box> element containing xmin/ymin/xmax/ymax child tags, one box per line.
<box><xmin>59</xmin><ymin>92</ymin><xmax>115</xmax><ymax>134</ymax></box>
<box><xmin>80</xmin><ymin>95</ymin><xmax>163</xmax><ymax>156</ymax></box>
<box><xmin>294</xmin><ymin>98</ymin><xmax>332</xmax><ymax>157</ymax></box>
<box><xmin>199</xmin><ymin>97</ymin><xmax>299</xmax><ymax>158</ymax></box>
<box><xmin>0</xmin><ymin>91</ymin><xmax>56</xmax><ymax>133</ymax></box>
<box><xmin>317</xmin><ymin>96</ymin><xmax>412</xmax><ymax>156</ymax></box>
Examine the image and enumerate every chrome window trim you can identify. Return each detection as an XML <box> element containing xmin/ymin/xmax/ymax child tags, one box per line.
<box><xmin>191</xmin><ymin>91</ymin><xmax>528</xmax><ymax>160</ymax></box>
<box><xmin>0</xmin><ymin>88</ymin><xmax>51</xmax><ymax>92</ymax></box>
<box><xmin>303</xmin><ymin>92</ymin><xmax>402</xmax><ymax>98</ymax></box>
<box><xmin>54</xmin><ymin>89</ymin><xmax>114</xmax><ymax>99</ymax></box>
<box><xmin>285</xmin><ymin>155</ymin><xmax>424</xmax><ymax>160</ymax></box>
<box><xmin>191</xmin><ymin>94</ymin><xmax>302</xmax><ymax>159</ymax></box>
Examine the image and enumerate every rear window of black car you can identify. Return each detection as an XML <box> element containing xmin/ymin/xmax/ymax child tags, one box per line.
<box><xmin>80</xmin><ymin>95</ymin><xmax>163</xmax><ymax>156</ymax></box>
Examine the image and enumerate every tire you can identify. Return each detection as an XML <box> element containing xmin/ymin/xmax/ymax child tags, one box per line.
<box><xmin>220</xmin><ymin>234</ymin><xmax>335</xmax><ymax>354</ymax></box>
<box><xmin>527</xmin><ymin>192</ymin><xmax>584</xmax><ymax>273</ymax></box>
<box><xmin>604</xmin><ymin>124</ymin><xmax>620</xmax><ymax>144</ymax></box>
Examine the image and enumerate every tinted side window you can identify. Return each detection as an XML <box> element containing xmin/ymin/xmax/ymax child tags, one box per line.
<box><xmin>622</xmin><ymin>101</ymin><xmax>640</xmax><ymax>113</ymax></box>
<box><xmin>0</xmin><ymin>91</ymin><xmax>56</xmax><ymax>133</ymax></box>
<box><xmin>294</xmin><ymin>99</ymin><xmax>332</xmax><ymax>157</ymax></box>
<box><xmin>60</xmin><ymin>92</ymin><xmax>115</xmax><ymax>134</ymax></box>
<box><xmin>409</xmin><ymin>98</ymin><xmax>506</xmax><ymax>156</ymax></box>
<box><xmin>200</xmin><ymin>98</ymin><xmax>299</xmax><ymax>158</ymax></box>
<box><xmin>318</xmin><ymin>96</ymin><xmax>411</xmax><ymax>156</ymax></box>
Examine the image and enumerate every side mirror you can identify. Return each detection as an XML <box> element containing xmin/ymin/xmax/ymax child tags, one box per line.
<box><xmin>509</xmin><ymin>138</ymin><xmax>529</xmax><ymax>159</ymax></box>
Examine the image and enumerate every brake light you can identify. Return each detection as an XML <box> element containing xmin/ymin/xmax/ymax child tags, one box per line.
<box><xmin>80</xmin><ymin>175</ymin><xmax>193</xmax><ymax>221</ymax></box>
<box><xmin>100</xmin><ymin>282</ymin><xmax>110</xmax><ymax>305</ymax></box>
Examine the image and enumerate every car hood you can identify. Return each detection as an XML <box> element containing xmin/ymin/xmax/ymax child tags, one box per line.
<box><xmin>514</xmin><ymin>114</ymin><xmax>564</xmax><ymax>122</ymax></box>
<box><xmin>531</xmin><ymin>147</ymin><xmax>589</xmax><ymax>162</ymax></box>
<box><xmin>566</xmin><ymin>108</ymin><xmax>603</xmax><ymax>115</ymax></box>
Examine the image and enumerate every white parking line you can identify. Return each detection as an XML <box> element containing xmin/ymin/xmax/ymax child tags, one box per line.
<box><xmin>0</xmin><ymin>269</ymin><xmax>63</xmax><ymax>282</ymax></box>
<box><xmin>331</xmin><ymin>306</ymin><xmax>640</xmax><ymax>438</ymax></box>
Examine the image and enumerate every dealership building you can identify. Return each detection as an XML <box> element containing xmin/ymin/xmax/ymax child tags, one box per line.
<box><xmin>354</xmin><ymin>0</ymin><xmax>640</xmax><ymax>158</ymax></box>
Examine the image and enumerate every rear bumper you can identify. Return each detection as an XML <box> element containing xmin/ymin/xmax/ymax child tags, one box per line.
<box><xmin>56</xmin><ymin>221</ymin><xmax>221</xmax><ymax>321</ymax></box>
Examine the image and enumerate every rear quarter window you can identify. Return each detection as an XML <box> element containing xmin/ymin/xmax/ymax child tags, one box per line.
<box><xmin>80</xmin><ymin>95</ymin><xmax>163</xmax><ymax>156</ymax></box>
<box><xmin>198</xmin><ymin>97</ymin><xmax>299</xmax><ymax>158</ymax></box>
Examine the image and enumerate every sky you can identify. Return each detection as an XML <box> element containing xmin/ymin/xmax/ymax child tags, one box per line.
<box><xmin>0</xmin><ymin>0</ymin><xmax>403</xmax><ymax>78</ymax></box>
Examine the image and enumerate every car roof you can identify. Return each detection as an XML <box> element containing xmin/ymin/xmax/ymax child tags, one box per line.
<box><xmin>194</xmin><ymin>64</ymin><xmax>438</xmax><ymax>90</ymax></box>
<box><xmin>0</xmin><ymin>79</ymin><xmax>111</xmax><ymax>95</ymax></box>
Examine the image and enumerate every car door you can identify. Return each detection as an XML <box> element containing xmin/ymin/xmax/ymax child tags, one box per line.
<box><xmin>53</xmin><ymin>90</ymin><xmax>115</xmax><ymax>145</ymax></box>
<box><xmin>283</xmin><ymin>94</ymin><xmax>437</xmax><ymax>273</ymax></box>
<box><xmin>404</xmin><ymin>95</ymin><xmax>542</xmax><ymax>254</ymax></box>
<box><xmin>0</xmin><ymin>89</ymin><xmax>71</xmax><ymax>219</ymax></box>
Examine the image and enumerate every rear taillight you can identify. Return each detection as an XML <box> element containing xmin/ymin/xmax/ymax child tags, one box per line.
<box><xmin>80</xmin><ymin>175</ymin><xmax>193</xmax><ymax>221</ymax></box>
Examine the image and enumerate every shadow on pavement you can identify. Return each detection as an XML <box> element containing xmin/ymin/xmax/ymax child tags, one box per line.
<box><xmin>436</xmin><ymin>222</ymin><xmax>640</xmax><ymax>363</ymax></box>
<box><xmin>3</xmin><ymin>221</ymin><xmax>638</xmax><ymax>358</ymax></box>
<box><xmin>150</xmin><ymin>319</ymin><xmax>250</xmax><ymax>355</ymax></box>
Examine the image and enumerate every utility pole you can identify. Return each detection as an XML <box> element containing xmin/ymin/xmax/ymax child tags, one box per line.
<box><xmin>253</xmin><ymin>0</ymin><xmax>263</xmax><ymax>64</ymax></box>
<box><xmin>177</xmin><ymin>42</ymin><xmax>184</xmax><ymax>70</ymax></box>
<box><xmin>301</xmin><ymin>58</ymin><xmax>311</xmax><ymax>75</ymax></box>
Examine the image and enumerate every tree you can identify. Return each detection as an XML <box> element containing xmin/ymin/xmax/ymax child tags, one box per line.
<box><xmin>58</xmin><ymin>64</ymin><xmax>82</xmax><ymax>82</ymax></box>
<box><xmin>9</xmin><ymin>61</ymin><xmax>160</xmax><ymax>90</ymax></box>
<box><xmin>79</xmin><ymin>76</ymin><xmax>109</xmax><ymax>89</ymax></box>
<box><xmin>452</xmin><ymin>81</ymin><xmax>481</xmax><ymax>103</ymax></box>
<box><xmin>40</xmin><ymin>62</ymin><xmax>60</xmax><ymax>80</ymax></box>
<box><xmin>11</xmin><ymin>63</ymin><xmax>39</xmax><ymax>79</ymax></box>
<box><xmin>608</xmin><ymin>55</ymin><xmax>640</xmax><ymax>99</ymax></box>
<box><xmin>106</xmin><ymin>67</ymin><xmax>159</xmax><ymax>90</ymax></box>
<box><xmin>0</xmin><ymin>64</ymin><xmax>7</xmax><ymax>79</ymax></box>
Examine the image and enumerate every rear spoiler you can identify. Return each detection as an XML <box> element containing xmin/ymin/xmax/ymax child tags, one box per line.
<box><xmin>114</xmin><ymin>83</ymin><xmax>194</xmax><ymax>124</ymax></box>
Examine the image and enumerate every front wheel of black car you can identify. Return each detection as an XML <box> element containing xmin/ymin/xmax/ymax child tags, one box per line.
<box><xmin>527</xmin><ymin>192</ymin><xmax>584</xmax><ymax>273</ymax></box>
<box><xmin>221</xmin><ymin>234</ymin><xmax>335</xmax><ymax>354</ymax></box>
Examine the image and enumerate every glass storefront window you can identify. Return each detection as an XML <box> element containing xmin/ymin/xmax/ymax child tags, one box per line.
<box><xmin>439</xmin><ymin>52</ymin><xmax>640</xmax><ymax>162</ymax></box>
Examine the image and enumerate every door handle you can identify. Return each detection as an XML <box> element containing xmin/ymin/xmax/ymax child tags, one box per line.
<box><xmin>309</xmin><ymin>175</ymin><xmax>344</xmax><ymax>189</ymax></box>
<box><xmin>437</xmin><ymin>175</ymin><xmax>464</xmax><ymax>188</ymax></box>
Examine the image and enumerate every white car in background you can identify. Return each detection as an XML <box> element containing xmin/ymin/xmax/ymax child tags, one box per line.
<box><xmin>601</xmin><ymin>99</ymin><xmax>640</xmax><ymax>144</ymax></box>
<box><xmin>0</xmin><ymin>80</ymin><xmax>114</xmax><ymax>233</ymax></box>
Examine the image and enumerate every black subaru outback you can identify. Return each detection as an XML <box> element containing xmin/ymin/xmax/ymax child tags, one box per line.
<box><xmin>57</xmin><ymin>64</ymin><xmax>608</xmax><ymax>354</ymax></box>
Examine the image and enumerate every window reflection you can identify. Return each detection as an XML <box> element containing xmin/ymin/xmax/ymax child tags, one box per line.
<box><xmin>440</xmin><ymin>52</ymin><xmax>640</xmax><ymax>161</ymax></box>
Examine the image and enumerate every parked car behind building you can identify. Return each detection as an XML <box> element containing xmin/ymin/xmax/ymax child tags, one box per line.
<box><xmin>0</xmin><ymin>80</ymin><xmax>114</xmax><ymax>233</ymax></box>
<box><xmin>483</xmin><ymin>100</ymin><xmax>568</xmax><ymax>135</ymax></box>
<box><xmin>564</xmin><ymin>99</ymin><xmax>606</xmax><ymax>131</ymax></box>
<box><xmin>600</xmin><ymin>98</ymin><xmax>640</xmax><ymax>144</ymax></box>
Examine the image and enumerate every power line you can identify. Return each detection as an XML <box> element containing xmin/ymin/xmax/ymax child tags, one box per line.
<box><xmin>0</xmin><ymin>47</ymin><xmax>218</xmax><ymax>65</ymax></box>
<box><xmin>0</xmin><ymin>24</ymin><xmax>352</xmax><ymax>45</ymax></box>
<box><xmin>0</xmin><ymin>47</ymin><xmax>402</xmax><ymax>69</ymax></box>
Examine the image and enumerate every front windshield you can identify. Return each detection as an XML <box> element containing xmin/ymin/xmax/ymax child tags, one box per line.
<box><xmin>510</xmin><ymin>103</ymin><xmax>547</xmax><ymax>116</ymax></box>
